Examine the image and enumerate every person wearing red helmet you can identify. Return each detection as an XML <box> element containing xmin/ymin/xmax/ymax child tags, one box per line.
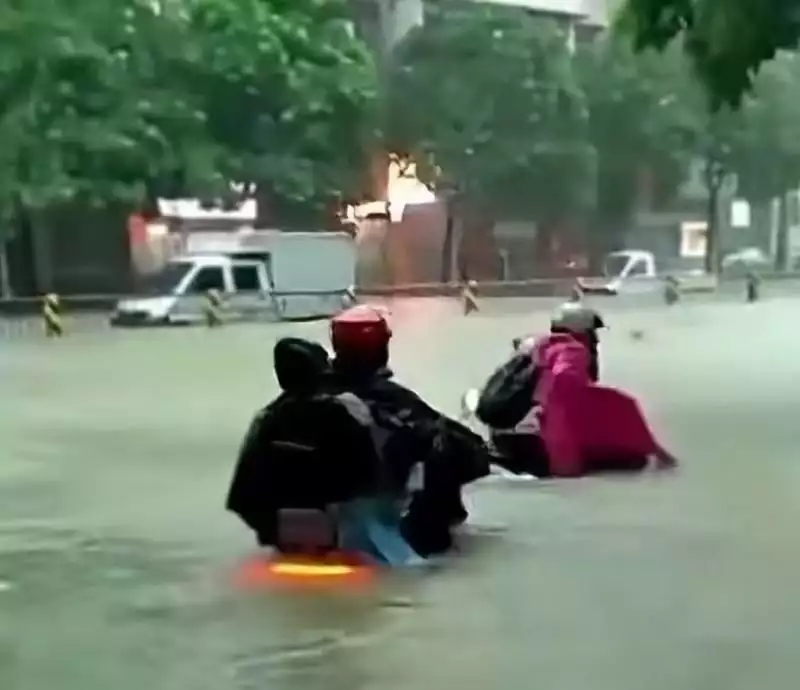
<box><xmin>329</xmin><ymin>305</ymin><xmax>492</xmax><ymax>556</ymax></box>
<box><xmin>330</xmin><ymin>305</ymin><xmax>394</xmax><ymax>380</ymax></box>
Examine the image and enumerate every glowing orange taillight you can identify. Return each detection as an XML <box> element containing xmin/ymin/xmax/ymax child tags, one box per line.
<box><xmin>234</xmin><ymin>553</ymin><xmax>375</xmax><ymax>590</ymax></box>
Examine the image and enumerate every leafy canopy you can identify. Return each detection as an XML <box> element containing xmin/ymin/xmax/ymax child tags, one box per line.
<box><xmin>577</xmin><ymin>37</ymin><xmax>699</xmax><ymax>219</ymax></box>
<box><xmin>619</xmin><ymin>0</ymin><xmax>800</xmax><ymax>108</ymax></box>
<box><xmin>0</xmin><ymin>0</ymin><xmax>377</xmax><ymax>232</ymax></box>
<box><xmin>386</xmin><ymin>0</ymin><xmax>596</xmax><ymax>220</ymax></box>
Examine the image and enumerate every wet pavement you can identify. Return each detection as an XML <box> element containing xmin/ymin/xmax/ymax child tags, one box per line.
<box><xmin>2</xmin><ymin>296</ymin><xmax>800</xmax><ymax>690</ymax></box>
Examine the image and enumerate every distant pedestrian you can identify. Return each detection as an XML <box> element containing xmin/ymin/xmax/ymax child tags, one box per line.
<box><xmin>462</xmin><ymin>280</ymin><xmax>479</xmax><ymax>315</ymax></box>
<box><xmin>745</xmin><ymin>271</ymin><xmax>760</xmax><ymax>303</ymax></box>
<box><xmin>663</xmin><ymin>275</ymin><xmax>680</xmax><ymax>306</ymax></box>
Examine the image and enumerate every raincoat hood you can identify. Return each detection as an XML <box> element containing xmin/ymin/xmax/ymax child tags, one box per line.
<box><xmin>273</xmin><ymin>337</ymin><xmax>330</xmax><ymax>394</ymax></box>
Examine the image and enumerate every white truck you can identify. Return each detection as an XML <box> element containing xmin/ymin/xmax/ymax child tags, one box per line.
<box><xmin>111</xmin><ymin>231</ymin><xmax>356</xmax><ymax>326</ymax></box>
<box><xmin>577</xmin><ymin>249</ymin><xmax>717</xmax><ymax>295</ymax></box>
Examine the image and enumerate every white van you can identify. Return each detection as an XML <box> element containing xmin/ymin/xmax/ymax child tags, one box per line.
<box><xmin>578</xmin><ymin>250</ymin><xmax>716</xmax><ymax>295</ymax></box>
<box><xmin>111</xmin><ymin>231</ymin><xmax>356</xmax><ymax>326</ymax></box>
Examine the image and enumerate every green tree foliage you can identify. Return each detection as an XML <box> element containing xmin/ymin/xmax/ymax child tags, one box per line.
<box><xmin>576</xmin><ymin>38</ymin><xmax>698</xmax><ymax>249</ymax></box>
<box><xmin>183</xmin><ymin>0</ymin><xmax>377</xmax><ymax>224</ymax></box>
<box><xmin>579</xmin><ymin>32</ymin><xmax>800</xmax><ymax>269</ymax></box>
<box><xmin>729</xmin><ymin>54</ymin><xmax>800</xmax><ymax>203</ymax></box>
<box><xmin>726</xmin><ymin>54</ymin><xmax>800</xmax><ymax>268</ymax></box>
<box><xmin>619</xmin><ymin>0</ymin><xmax>800</xmax><ymax>108</ymax></box>
<box><xmin>0</xmin><ymin>0</ymin><xmax>377</xmax><ymax>237</ymax></box>
<box><xmin>0</xmin><ymin>0</ymin><xmax>203</xmax><ymax>222</ymax></box>
<box><xmin>386</xmin><ymin>1</ymin><xmax>596</xmax><ymax>222</ymax></box>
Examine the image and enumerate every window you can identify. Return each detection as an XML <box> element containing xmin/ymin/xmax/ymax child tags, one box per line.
<box><xmin>603</xmin><ymin>254</ymin><xmax>629</xmax><ymax>278</ymax></box>
<box><xmin>232</xmin><ymin>265</ymin><xmax>260</xmax><ymax>292</ymax></box>
<box><xmin>186</xmin><ymin>267</ymin><xmax>225</xmax><ymax>294</ymax></box>
<box><xmin>135</xmin><ymin>261</ymin><xmax>192</xmax><ymax>295</ymax></box>
<box><xmin>628</xmin><ymin>260</ymin><xmax>649</xmax><ymax>277</ymax></box>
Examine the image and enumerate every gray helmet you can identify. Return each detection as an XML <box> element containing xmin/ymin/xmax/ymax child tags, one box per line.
<box><xmin>550</xmin><ymin>302</ymin><xmax>604</xmax><ymax>333</ymax></box>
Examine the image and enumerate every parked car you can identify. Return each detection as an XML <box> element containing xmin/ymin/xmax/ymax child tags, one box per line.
<box><xmin>721</xmin><ymin>247</ymin><xmax>771</xmax><ymax>277</ymax></box>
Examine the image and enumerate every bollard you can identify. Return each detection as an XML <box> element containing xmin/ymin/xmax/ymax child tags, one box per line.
<box><xmin>204</xmin><ymin>289</ymin><xmax>224</xmax><ymax>327</ymax></box>
<box><xmin>42</xmin><ymin>293</ymin><xmax>63</xmax><ymax>337</ymax></box>
<box><xmin>461</xmin><ymin>280</ymin><xmax>479</xmax><ymax>315</ymax></box>
<box><xmin>745</xmin><ymin>272</ymin><xmax>760</xmax><ymax>303</ymax></box>
<box><xmin>663</xmin><ymin>276</ymin><xmax>680</xmax><ymax>306</ymax></box>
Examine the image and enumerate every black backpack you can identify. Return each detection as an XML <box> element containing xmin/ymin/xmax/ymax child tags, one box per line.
<box><xmin>227</xmin><ymin>393</ymin><xmax>383</xmax><ymax>530</ymax></box>
<box><xmin>476</xmin><ymin>352</ymin><xmax>539</xmax><ymax>429</ymax></box>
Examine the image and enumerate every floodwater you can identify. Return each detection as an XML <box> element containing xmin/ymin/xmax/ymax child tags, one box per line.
<box><xmin>2</xmin><ymin>296</ymin><xmax>800</xmax><ymax>690</ymax></box>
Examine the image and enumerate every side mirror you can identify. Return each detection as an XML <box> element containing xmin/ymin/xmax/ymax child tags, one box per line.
<box><xmin>460</xmin><ymin>388</ymin><xmax>480</xmax><ymax>420</ymax></box>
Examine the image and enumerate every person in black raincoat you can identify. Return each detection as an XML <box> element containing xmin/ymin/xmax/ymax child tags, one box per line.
<box><xmin>327</xmin><ymin>305</ymin><xmax>492</xmax><ymax>556</ymax></box>
<box><xmin>226</xmin><ymin>337</ymin><xmax>383</xmax><ymax>547</ymax></box>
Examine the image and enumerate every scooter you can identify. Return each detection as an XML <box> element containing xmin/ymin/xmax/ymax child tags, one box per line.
<box><xmin>236</xmin><ymin>463</ymin><xmax>429</xmax><ymax>590</ymax></box>
<box><xmin>459</xmin><ymin>334</ymin><xmax>535</xmax><ymax>429</ymax></box>
<box><xmin>459</xmin><ymin>385</ymin><xmax>541</xmax><ymax>481</ymax></box>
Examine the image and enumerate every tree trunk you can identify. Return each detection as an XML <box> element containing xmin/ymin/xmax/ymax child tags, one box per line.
<box><xmin>774</xmin><ymin>192</ymin><xmax>789</xmax><ymax>272</ymax></box>
<box><xmin>0</xmin><ymin>240</ymin><xmax>10</xmax><ymax>298</ymax></box>
<box><xmin>704</xmin><ymin>158</ymin><xmax>724</xmax><ymax>275</ymax></box>
<box><xmin>29</xmin><ymin>211</ymin><xmax>54</xmax><ymax>293</ymax></box>
<box><xmin>533</xmin><ymin>220</ymin><xmax>555</xmax><ymax>276</ymax></box>
<box><xmin>749</xmin><ymin>199</ymin><xmax>772</xmax><ymax>253</ymax></box>
<box><xmin>704</xmin><ymin>184</ymin><xmax>718</xmax><ymax>274</ymax></box>
<box><xmin>440</xmin><ymin>196</ymin><xmax>454</xmax><ymax>283</ymax></box>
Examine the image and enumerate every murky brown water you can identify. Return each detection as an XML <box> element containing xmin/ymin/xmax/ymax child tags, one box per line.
<box><xmin>2</xmin><ymin>298</ymin><xmax>800</xmax><ymax>690</ymax></box>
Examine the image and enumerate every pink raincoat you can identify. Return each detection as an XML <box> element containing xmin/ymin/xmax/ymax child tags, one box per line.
<box><xmin>532</xmin><ymin>333</ymin><xmax>662</xmax><ymax>477</ymax></box>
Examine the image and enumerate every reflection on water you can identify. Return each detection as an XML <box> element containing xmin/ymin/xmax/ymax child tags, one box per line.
<box><xmin>0</xmin><ymin>526</ymin><xmax>430</xmax><ymax>690</ymax></box>
<box><xmin>3</xmin><ymin>477</ymin><xmax>800</xmax><ymax>690</ymax></box>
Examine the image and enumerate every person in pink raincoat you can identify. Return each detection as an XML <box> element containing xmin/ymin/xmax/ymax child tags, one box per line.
<box><xmin>532</xmin><ymin>326</ymin><xmax>677</xmax><ymax>478</ymax></box>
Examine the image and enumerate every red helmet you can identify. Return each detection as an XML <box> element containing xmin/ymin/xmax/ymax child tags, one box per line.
<box><xmin>330</xmin><ymin>305</ymin><xmax>391</xmax><ymax>355</ymax></box>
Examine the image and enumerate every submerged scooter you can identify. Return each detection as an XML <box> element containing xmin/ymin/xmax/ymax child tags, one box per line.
<box><xmin>238</xmin><ymin>479</ymin><xmax>427</xmax><ymax>590</ymax></box>
<box><xmin>271</xmin><ymin>458</ymin><xmax>427</xmax><ymax>566</ymax></box>
<box><xmin>458</xmin><ymin>335</ymin><xmax>543</xmax><ymax>478</ymax></box>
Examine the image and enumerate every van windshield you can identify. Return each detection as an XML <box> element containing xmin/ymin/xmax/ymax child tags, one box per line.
<box><xmin>603</xmin><ymin>254</ymin><xmax>630</xmax><ymax>278</ymax></box>
<box><xmin>135</xmin><ymin>261</ymin><xmax>192</xmax><ymax>295</ymax></box>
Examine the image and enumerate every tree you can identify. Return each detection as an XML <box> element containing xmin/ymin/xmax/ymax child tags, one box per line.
<box><xmin>727</xmin><ymin>53</ymin><xmax>800</xmax><ymax>268</ymax></box>
<box><xmin>386</xmin><ymin>1</ymin><xmax>596</xmax><ymax>268</ymax></box>
<box><xmin>182</xmin><ymin>0</ymin><xmax>377</xmax><ymax>226</ymax></box>
<box><xmin>619</xmin><ymin>0</ymin><xmax>800</xmax><ymax>108</ymax></box>
<box><xmin>579</xmin><ymin>30</ymin><xmax>800</xmax><ymax>273</ymax></box>
<box><xmin>576</xmin><ymin>37</ymin><xmax>700</xmax><ymax>259</ymax></box>
<box><xmin>0</xmin><ymin>0</ymin><xmax>377</xmax><ymax>236</ymax></box>
<box><xmin>0</xmin><ymin>0</ymin><xmax>216</xmax><ymax>290</ymax></box>
<box><xmin>0</xmin><ymin>0</ymin><xmax>378</xmax><ymax>291</ymax></box>
<box><xmin>698</xmin><ymin>107</ymin><xmax>744</xmax><ymax>272</ymax></box>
